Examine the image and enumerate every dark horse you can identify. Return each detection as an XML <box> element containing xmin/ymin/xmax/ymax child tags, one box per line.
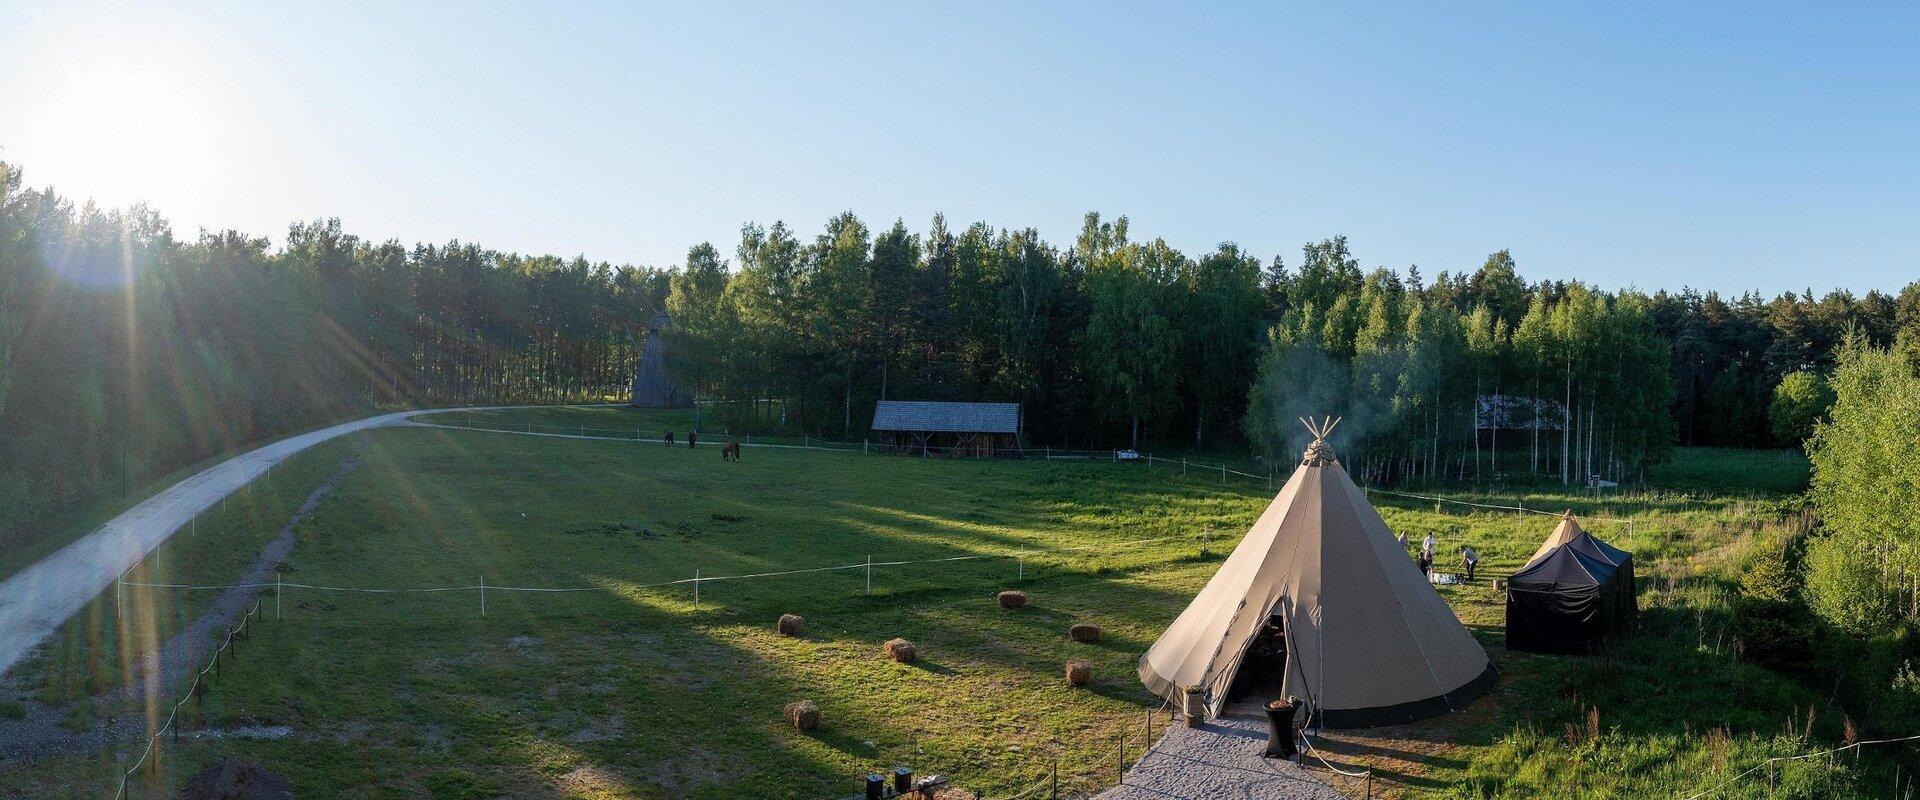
<box><xmin>663</xmin><ymin>430</ymin><xmax>675</xmax><ymax>446</ymax></box>
<box><xmin>687</xmin><ymin>431</ymin><xmax>698</xmax><ymax>449</ymax></box>
<box><xmin>721</xmin><ymin>440</ymin><xmax>741</xmax><ymax>462</ymax></box>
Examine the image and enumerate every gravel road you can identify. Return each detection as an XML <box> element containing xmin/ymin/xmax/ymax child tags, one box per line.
<box><xmin>0</xmin><ymin>408</ymin><xmax>469</xmax><ymax>678</ymax></box>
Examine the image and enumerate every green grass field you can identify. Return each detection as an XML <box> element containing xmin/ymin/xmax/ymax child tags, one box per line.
<box><xmin>1</xmin><ymin>408</ymin><xmax>1892</xmax><ymax>799</ymax></box>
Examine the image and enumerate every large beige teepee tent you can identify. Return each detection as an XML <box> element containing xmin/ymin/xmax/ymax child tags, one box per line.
<box><xmin>1138</xmin><ymin>418</ymin><xmax>1496</xmax><ymax>727</ymax></box>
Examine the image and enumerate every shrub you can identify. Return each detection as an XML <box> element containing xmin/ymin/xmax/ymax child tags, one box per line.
<box><xmin>1803</xmin><ymin>534</ymin><xmax>1897</xmax><ymax>637</ymax></box>
<box><xmin>1769</xmin><ymin>371</ymin><xmax>1834</xmax><ymax>447</ymax></box>
<box><xmin>784</xmin><ymin>700</ymin><xmax>820</xmax><ymax>731</ymax></box>
<box><xmin>1068</xmin><ymin>624</ymin><xmax>1102</xmax><ymax>643</ymax></box>
<box><xmin>997</xmin><ymin>590</ymin><xmax>1028</xmax><ymax>609</ymax></box>
<box><xmin>884</xmin><ymin>638</ymin><xmax>916</xmax><ymax>663</ymax></box>
<box><xmin>776</xmin><ymin>614</ymin><xmax>804</xmax><ymax>636</ymax></box>
<box><xmin>1064</xmin><ymin>660</ymin><xmax>1091</xmax><ymax>686</ymax></box>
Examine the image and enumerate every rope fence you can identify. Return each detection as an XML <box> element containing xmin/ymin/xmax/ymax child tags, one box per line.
<box><xmin>114</xmin><ymin>533</ymin><xmax>1205</xmax><ymax>616</ymax></box>
<box><xmin>1674</xmin><ymin>733</ymin><xmax>1920</xmax><ymax>800</ymax></box>
<box><xmin>111</xmin><ymin>599</ymin><xmax>262</xmax><ymax>800</ymax></box>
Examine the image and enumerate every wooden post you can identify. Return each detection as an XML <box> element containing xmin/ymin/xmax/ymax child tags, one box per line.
<box><xmin>275</xmin><ymin>573</ymin><xmax>282</xmax><ymax>619</ymax></box>
<box><xmin>693</xmin><ymin>569</ymin><xmax>700</xmax><ymax>609</ymax></box>
<box><xmin>479</xmin><ymin>576</ymin><xmax>486</xmax><ymax>617</ymax></box>
<box><xmin>1017</xmin><ymin>549</ymin><xmax>1024</xmax><ymax>581</ymax></box>
<box><xmin>865</xmin><ymin>555</ymin><xmax>873</xmax><ymax>595</ymax></box>
<box><xmin>1051</xmin><ymin>756</ymin><xmax>1059</xmax><ymax>799</ymax></box>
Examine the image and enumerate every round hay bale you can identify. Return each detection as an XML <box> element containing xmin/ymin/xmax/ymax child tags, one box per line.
<box><xmin>997</xmin><ymin>590</ymin><xmax>1028</xmax><ymax>609</ymax></box>
<box><xmin>1068</xmin><ymin>623</ymin><xmax>1103</xmax><ymax>643</ymax></box>
<box><xmin>784</xmin><ymin>699</ymin><xmax>821</xmax><ymax>731</ymax></box>
<box><xmin>884</xmin><ymin>638</ymin><xmax>917</xmax><ymax>663</ymax></box>
<box><xmin>1065</xmin><ymin>659</ymin><xmax>1091</xmax><ymax>687</ymax></box>
<box><xmin>776</xmin><ymin>613</ymin><xmax>805</xmax><ymax>636</ymax></box>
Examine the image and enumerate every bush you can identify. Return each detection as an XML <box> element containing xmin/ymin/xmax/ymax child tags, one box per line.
<box><xmin>1769</xmin><ymin>371</ymin><xmax>1834</xmax><ymax>447</ymax></box>
<box><xmin>1732</xmin><ymin>595</ymin><xmax>1814</xmax><ymax>672</ymax></box>
<box><xmin>1803</xmin><ymin>534</ymin><xmax>1897</xmax><ymax>637</ymax></box>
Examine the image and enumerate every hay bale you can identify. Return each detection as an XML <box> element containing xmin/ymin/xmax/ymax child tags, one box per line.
<box><xmin>997</xmin><ymin>590</ymin><xmax>1028</xmax><ymax>609</ymax></box>
<box><xmin>180</xmin><ymin>756</ymin><xmax>293</xmax><ymax>800</ymax></box>
<box><xmin>884</xmin><ymin>638</ymin><xmax>917</xmax><ymax>663</ymax></box>
<box><xmin>784</xmin><ymin>700</ymin><xmax>821</xmax><ymax>731</ymax></box>
<box><xmin>1068</xmin><ymin>623</ymin><xmax>1103</xmax><ymax>643</ymax></box>
<box><xmin>777</xmin><ymin>613</ymin><xmax>805</xmax><ymax>636</ymax></box>
<box><xmin>1065</xmin><ymin>659</ymin><xmax>1091</xmax><ymax>687</ymax></box>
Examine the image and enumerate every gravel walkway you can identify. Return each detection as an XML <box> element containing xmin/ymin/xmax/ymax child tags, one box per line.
<box><xmin>1095</xmin><ymin>716</ymin><xmax>1345</xmax><ymax>800</ymax></box>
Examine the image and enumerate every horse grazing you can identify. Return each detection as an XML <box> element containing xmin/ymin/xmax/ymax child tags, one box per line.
<box><xmin>721</xmin><ymin>440</ymin><xmax>741</xmax><ymax>462</ymax></box>
<box><xmin>663</xmin><ymin>430</ymin><xmax>675</xmax><ymax>446</ymax></box>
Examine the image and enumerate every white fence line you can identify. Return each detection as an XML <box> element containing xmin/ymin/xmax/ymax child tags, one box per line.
<box><xmin>114</xmin><ymin>533</ymin><xmax>1199</xmax><ymax>601</ymax></box>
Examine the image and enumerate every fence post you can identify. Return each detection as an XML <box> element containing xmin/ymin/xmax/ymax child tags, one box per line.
<box><xmin>1117</xmin><ymin>736</ymin><xmax>1125</xmax><ymax>783</ymax></box>
<box><xmin>275</xmin><ymin>573</ymin><xmax>282</xmax><ymax>620</ymax></box>
<box><xmin>865</xmin><ymin>555</ymin><xmax>873</xmax><ymax>595</ymax></box>
<box><xmin>863</xmin><ymin>439</ymin><xmax>869</xmax><ymax>454</ymax></box>
<box><xmin>693</xmin><ymin>569</ymin><xmax>700</xmax><ymax>610</ymax></box>
<box><xmin>1182</xmin><ymin>457</ymin><xmax>1187</xmax><ymax>475</ymax></box>
<box><xmin>1017</xmin><ymin>549</ymin><xmax>1025</xmax><ymax>581</ymax></box>
<box><xmin>479</xmin><ymin>576</ymin><xmax>486</xmax><ymax>617</ymax></box>
<box><xmin>1051</xmin><ymin>756</ymin><xmax>1060</xmax><ymax>799</ymax></box>
<box><xmin>1222</xmin><ymin>463</ymin><xmax>1227</xmax><ymax>484</ymax></box>
<box><xmin>1045</xmin><ymin>446</ymin><xmax>1051</xmax><ymax>460</ymax></box>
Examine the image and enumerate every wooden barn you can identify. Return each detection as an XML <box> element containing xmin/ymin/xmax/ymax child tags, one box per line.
<box><xmin>872</xmin><ymin>400</ymin><xmax>1022</xmax><ymax>458</ymax></box>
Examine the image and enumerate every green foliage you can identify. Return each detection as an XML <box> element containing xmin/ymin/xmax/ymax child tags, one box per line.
<box><xmin>1733</xmin><ymin>531</ymin><xmax>1815</xmax><ymax>671</ymax></box>
<box><xmin>1803</xmin><ymin>534</ymin><xmax>1898</xmax><ymax>637</ymax></box>
<box><xmin>1768</xmin><ymin>370</ymin><xmax>1834</xmax><ymax>446</ymax></box>
<box><xmin>1805</xmin><ymin>334</ymin><xmax>1920</xmax><ymax>635</ymax></box>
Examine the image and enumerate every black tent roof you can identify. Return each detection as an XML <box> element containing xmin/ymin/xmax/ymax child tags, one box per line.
<box><xmin>1510</xmin><ymin>544</ymin><xmax>1617</xmax><ymax>590</ymax></box>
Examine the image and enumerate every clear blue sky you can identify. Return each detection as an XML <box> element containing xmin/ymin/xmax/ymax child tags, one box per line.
<box><xmin>3</xmin><ymin>1</ymin><xmax>1915</xmax><ymax>295</ymax></box>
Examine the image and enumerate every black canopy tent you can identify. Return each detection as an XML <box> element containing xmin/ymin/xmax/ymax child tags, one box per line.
<box><xmin>1505</xmin><ymin>514</ymin><xmax>1637</xmax><ymax>654</ymax></box>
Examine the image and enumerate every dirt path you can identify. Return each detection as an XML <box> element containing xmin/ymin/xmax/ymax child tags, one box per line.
<box><xmin>0</xmin><ymin>458</ymin><xmax>358</xmax><ymax>761</ymax></box>
<box><xmin>0</xmin><ymin>406</ymin><xmax>510</xmax><ymax>679</ymax></box>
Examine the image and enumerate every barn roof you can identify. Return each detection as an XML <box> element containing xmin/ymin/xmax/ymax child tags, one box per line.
<box><xmin>872</xmin><ymin>400</ymin><xmax>1020</xmax><ymax>434</ymax></box>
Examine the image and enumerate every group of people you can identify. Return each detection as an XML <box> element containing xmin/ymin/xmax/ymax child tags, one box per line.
<box><xmin>1398</xmin><ymin>530</ymin><xmax>1478</xmax><ymax>582</ymax></box>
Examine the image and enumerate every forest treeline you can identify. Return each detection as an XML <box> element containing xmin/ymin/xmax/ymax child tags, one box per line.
<box><xmin>5</xmin><ymin>158</ymin><xmax>1920</xmax><ymax>534</ymax></box>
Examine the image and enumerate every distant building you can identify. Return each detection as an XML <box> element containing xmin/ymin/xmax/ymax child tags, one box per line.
<box><xmin>630</xmin><ymin>311</ymin><xmax>693</xmax><ymax>408</ymax></box>
<box><xmin>872</xmin><ymin>400</ymin><xmax>1021</xmax><ymax>458</ymax></box>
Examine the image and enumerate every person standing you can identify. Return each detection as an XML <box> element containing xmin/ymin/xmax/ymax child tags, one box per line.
<box><xmin>1421</xmin><ymin>532</ymin><xmax>1436</xmax><ymax>562</ymax></box>
<box><xmin>1460</xmin><ymin>545</ymin><xmax>1480</xmax><ymax>582</ymax></box>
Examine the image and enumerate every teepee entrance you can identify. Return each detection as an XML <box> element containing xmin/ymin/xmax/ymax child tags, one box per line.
<box><xmin>1138</xmin><ymin>417</ymin><xmax>1497</xmax><ymax>728</ymax></box>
